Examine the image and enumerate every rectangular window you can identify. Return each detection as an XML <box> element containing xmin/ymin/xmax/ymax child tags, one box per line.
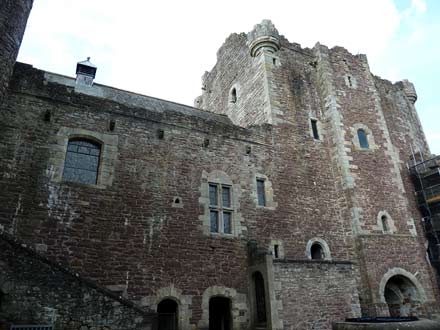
<box><xmin>208</xmin><ymin>183</ymin><xmax>233</xmax><ymax>234</ymax></box>
<box><xmin>311</xmin><ymin>119</ymin><xmax>319</xmax><ymax>140</ymax></box>
<box><xmin>257</xmin><ymin>179</ymin><xmax>266</xmax><ymax>206</ymax></box>
<box><xmin>222</xmin><ymin>186</ymin><xmax>231</xmax><ymax>208</ymax></box>
<box><xmin>210</xmin><ymin>210</ymin><xmax>219</xmax><ymax>233</ymax></box>
<box><xmin>223</xmin><ymin>212</ymin><xmax>231</xmax><ymax>234</ymax></box>
<box><xmin>209</xmin><ymin>184</ymin><xmax>218</xmax><ymax>206</ymax></box>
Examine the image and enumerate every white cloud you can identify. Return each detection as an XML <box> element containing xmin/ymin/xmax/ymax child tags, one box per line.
<box><xmin>17</xmin><ymin>0</ymin><xmax>440</xmax><ymax>154</ymax></box>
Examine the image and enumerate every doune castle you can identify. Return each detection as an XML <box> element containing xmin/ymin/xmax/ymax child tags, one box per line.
<box><xmin>1</xmin><ymin>2</ymin><xmax>440</xmax><ymax>330</ymax></box>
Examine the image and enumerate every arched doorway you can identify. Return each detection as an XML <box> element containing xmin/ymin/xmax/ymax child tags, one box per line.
<box><xmin>209</xmin><ymin>296</ymin><xmax>232</xmax><ymax>330</ymax></box>
<box><xmin>253</xmin><ymin>271</ymin><xmax>267</xmax><ymax>326</ymax></box>
<box><xmin>384</xmin><ymin>275</ymin><xmax>420</xmax><ymax>317</ymax></box>
<box><xmin>158</xmin><ymin>299</ymin><xmax>178</xmax><ymax>330</ymax></box>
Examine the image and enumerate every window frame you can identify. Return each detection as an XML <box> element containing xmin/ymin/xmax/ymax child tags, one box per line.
<box><xmin>62</xmin><ymin>138</ymin><xmax>102</xmax><ymax>185</ymax></box>
<box><xmin>209</xmin><ymin>182</ymin><xmax>234</xmax><ymax>235</ymax></box>
<box><xmin>256</xmin><ymin>179</ymin><xmax>266</xmax><ymax>207</ymax></box>
<box><xmin>357</xmin><ymin>128</ymin><xmax>369</xmax><ymax>149</ymax></box>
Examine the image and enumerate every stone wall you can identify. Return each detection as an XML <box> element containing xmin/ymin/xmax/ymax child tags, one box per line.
<box><xmin>0</xmin><ymin>0</ymin><xmax>33</xmax><ymax>103</ymax></box>
<box><xmin>273</xmin><ymin>260</ymin><xmax>360</xmax><ymax>330</ymax></box>
<box><xmin>0</xmin><ymin>232</ymin><xmax>155</xmax><ymax>330</ymax></box>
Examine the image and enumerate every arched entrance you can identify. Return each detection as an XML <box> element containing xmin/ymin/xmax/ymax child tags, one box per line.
<box><xmin>253</xmin><ymin>271</ymin><xmax>267</xmax><ymax>326</ymax></box>
<box><xmin>158</xmin><ymin>299</ymin><xmax>178</xmax><ymax>330</ymax></box>
<box><xmin>384</xmin><ymin>275</ymin><xmax>420</xmax><ymax>317</ymax></box>
<box><xmin>209</xmin><ymin>296</ymin><xmax>232</xmax><ymax>330</ymax></box>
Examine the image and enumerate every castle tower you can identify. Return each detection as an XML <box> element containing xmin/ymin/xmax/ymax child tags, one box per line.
<box><xmin>0</xmin><ymin>0</ymin><xmax>34</xmax><ymax>104</ymax></box>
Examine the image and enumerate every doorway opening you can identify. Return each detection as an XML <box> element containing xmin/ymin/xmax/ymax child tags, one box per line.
<box><xmin>209</xmin><ymin>296</ymin><xmax>232</xmax><ymax>330</ymax></box>
<box><xmin>158</xmin><ymin>299</ymin><xmax>178</xmax><ymax>330</ymax></box>
<box><xmin>384</xmin><ymin>275</ymin><xmax>420</xmax><ymax>317</ymax></box>
<box><xmin>253</xmin><ymin>271</ymin><xmax>267</xmax><ymax>326</ymax></box>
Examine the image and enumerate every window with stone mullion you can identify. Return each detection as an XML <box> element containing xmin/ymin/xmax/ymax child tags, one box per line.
<box><xmin>209</xmin><ymin>183</ymin><xmax>232</xmax><ymax>234</ymax></box>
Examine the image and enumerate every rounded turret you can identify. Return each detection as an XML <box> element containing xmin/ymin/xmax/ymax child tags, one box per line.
<box><xmin>402</xmin><ymin>79</ymin><xmax>417</xmax><ymax>104</ymax></box>
<box><xmin>247</xmin><ymin>20</ymin><xmax>280</xmax><ymax>57</ymax></box>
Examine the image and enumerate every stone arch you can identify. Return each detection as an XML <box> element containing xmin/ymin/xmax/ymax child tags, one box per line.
<box><xmin>379</xmin><ymin>268</ymin><xmax>427</xmax><ymax>317</ymax></box>
<box><xmin>351</xmin><ymin>123</ymin><xmax>377</xmax><ymax>151</ymax></box>
<box><xmin>306</xmin><ymin>238</ymin><xmax>331</xmax><ymax>260</ymax></box>
<box><xmin>375</xmin><ymin>210</ymin><xmax>397</xmax><ymax>234</ymax></box>
<box><xmin>198</xmin><ymin>286</ymin><xmax>247</xmax><ymax>330</ymax></box>
<box><xmin>379</xmin><ymin>268</ymin><xmax>427</xmax><ymax>304</ymax></box>
<box><xmin>152</xmin><ymin>286</ymin><xmax>192</xmax><ymax>330</ymax></box>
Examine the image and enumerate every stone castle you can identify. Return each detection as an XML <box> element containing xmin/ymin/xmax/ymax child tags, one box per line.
<box><xmin>1</xmin><ymin>1</ymin><xmax>440</xmax><ymax>330</ymax></box>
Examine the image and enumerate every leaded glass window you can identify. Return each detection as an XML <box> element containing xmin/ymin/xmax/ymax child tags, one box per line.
<box><xmin>63</xmin><ymin>139</ymin><xmax>101</xmax><ymax>185</ymax></box>
<box><xmin>208</xmin><ymin>183</ymin><xmax>233</xmax><ymax>234</ymax></box>
<box><xmin>357</xmin><ymin>129</ymin><xmax>369</xmax><ymax>149</ymax></box>
<box><xmin>257</xmin><ymin>179</ymin><xmax>266</xmax><ymax>206</ymax></box>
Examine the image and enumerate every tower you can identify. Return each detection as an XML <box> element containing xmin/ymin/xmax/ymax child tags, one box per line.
<box><xmin>0</xmin><ymin>0</ymin><xmax>33</xmax><ymax>104</ymax></box>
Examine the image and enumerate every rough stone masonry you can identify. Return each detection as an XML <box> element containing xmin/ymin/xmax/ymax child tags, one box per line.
<box><xmin>0</xmin><ymin>4</ymin><xmax>439</xmax><ymax>330</ymax></box>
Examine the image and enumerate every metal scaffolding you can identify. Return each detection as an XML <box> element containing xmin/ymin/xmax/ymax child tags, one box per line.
<box><xmin>409</xmin><ymin>155</ymin><xmax>440</xmax><ymax>276</ymax></box>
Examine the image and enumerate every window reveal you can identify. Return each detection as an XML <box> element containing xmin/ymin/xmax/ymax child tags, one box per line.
<box><xmin>63</xmin><ymin>139</ymin><xmax>101</xmax><ymax>184</ymax></box>
<box><xmin>209</xmin><ymin>183</ymin><xmax>233</xmax><ymax>234</ymax></box>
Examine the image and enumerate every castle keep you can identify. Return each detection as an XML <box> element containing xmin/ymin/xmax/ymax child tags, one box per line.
<box><xmin>1</xmin><ymin>2</ymin><xmax>440</xmax><ymax>330</ymax></box>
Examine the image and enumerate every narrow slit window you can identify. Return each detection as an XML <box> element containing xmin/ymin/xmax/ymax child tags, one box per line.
<box><xmin>257</xmin><ymin>179</ymin><xmax>266</xmax><ymax>207</ymax></box>
<box><xmin>357</xmin><ymin>129</ymin><xmax>369</xmax><ymax>149</ymax></box>
<box><xmin>311</xmin><ymin>119</ymin><xmax>319</xmax><ymax>140</ymax></box>
<box><xmin>63</xmin><ymin>139</ymin><xmax>101</xmax><ymax>185</ymax></box>
<box><xmin>230</xmin><ymin>88</ymin><xmax>237</xmax><ymax>103</ymax></box>
<box><xmin>274</xmin><ymin>244</ymin><xmax>279</xmax><ymax>259</ymax></box>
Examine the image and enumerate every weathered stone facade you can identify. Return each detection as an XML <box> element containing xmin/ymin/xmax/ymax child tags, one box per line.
<box><xmin>0</xmin><ymin>7</ymin><xmax>439</xmax><ymax>330</ymax></box>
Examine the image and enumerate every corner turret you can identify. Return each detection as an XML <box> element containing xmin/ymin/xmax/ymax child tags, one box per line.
<box><xmin>247</xmin><ymin>20</ymin><xmax>280</xmax><ymax>57</ymax></box>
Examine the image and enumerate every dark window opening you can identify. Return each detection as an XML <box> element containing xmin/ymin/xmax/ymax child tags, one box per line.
<box><xmin>357</xmin><ymin>129</ymin><xmax>369</xmax><ymax>149</ymax></box>
<box><xmin>272</xmin><ymin>58</ymin><xmax>276</xmax><ymax>65</ymax></box>
<box><xmin>257</xmin><ymin>179</ymin><xmax>266</xmax><ymax>207</ymax></box>
<box><xmin>209</xmin><ymin>297</ymin><xmax>232</xmax><ymax>330</ymax></box>
<box><xmin>382</xmin><ymin>215</ymin><xmax>389</xmax><ymax>233</ymax></box>
<box><xmin>311</xmin><ymin>119</ymin><xmax>319</xmax><ymax>140</ymax></box>
<box><xmin>311</xmin><ymin>243</ymin><xmax>324</xmax><ymax>260</ymax></box>
<box><xmin>108</xmin><ymin>119</ymin><xmax>116</xmax><ymax>132</ymax></box>
<box><xmin>158</xmin><ymin>299</ymin><xmax>178</xmax><ymax>330</ymax></box>
<box><xmin>204</xmin><ymin>138</ymin><xmax>210</xmax><ymax>147</ymax></box>
<box><xmin>230</xmin><ymin>88</ymin><xmax>237</xmax><ymax>103</ymax></box>
<box><xmin>158</xmin><ymin>129</ymin><xmax>165</xmax><ymax>139</ymax></box>
<box><xmin>246</xmin><ymin>145</ymin><xmax>251</xmax><ymax>154</ymax></box>
<box><xmin>44</xmin><ymin>110</ymin><xmax>51</xmax><ymax>122</ymax></box>
<box><xmin>174</xmin><ymin>197</ymin><xmax>180</xmax><ymax>204</ymax></box>
<box><xmin>347</xmin><ymin>75</ymin><xmax>352</xmax><ymax>87</ymax></box>
<box><xmin>273</xmin><ymin>244</ymin><xmax>279</xmax><ymax>259</ymax></box>
<box><xmin>253</xmin><ymin>272</ymin><xmax>267</xmax><ymax>325</ymax></box>
<box><xmin>63</xmin><ymin>139</ymin><xmax>101</xmax><ymax>185</ymax></box>
<box><xmin>209</xmin><ymin>183</ymin><xmax>233</xmax><ymax>234</ymax></box>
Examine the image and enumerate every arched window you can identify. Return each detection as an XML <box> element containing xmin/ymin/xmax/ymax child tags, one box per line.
<box><xmin>382</xmin><ymin>215</ymin><xmax>389</xmax><ymax>233</ymax></box>
<box><xmin>63</xmin><ymin>138</ymin><xmax>101</xmax><ymax>185</ymax></box>
<box><xmin>230</xmin><ymin>88</ymin><xmax>237</xmax><ymax>103</ymax></box>
<box><xmin>310</xmin><ymin>243</ymin><xmax>324</xmax><ymax>260</ymax></box>
<box><xmin>357</xmin><ymin>129</ymin><xmax>369</xmax><ymax>149</ymax></box>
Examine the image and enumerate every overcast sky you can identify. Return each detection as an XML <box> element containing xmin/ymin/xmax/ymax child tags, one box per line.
<box><xmin>18</xmin><ymin>0</ymin><xmax>440</xmax><ymax>155</ymax></box>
